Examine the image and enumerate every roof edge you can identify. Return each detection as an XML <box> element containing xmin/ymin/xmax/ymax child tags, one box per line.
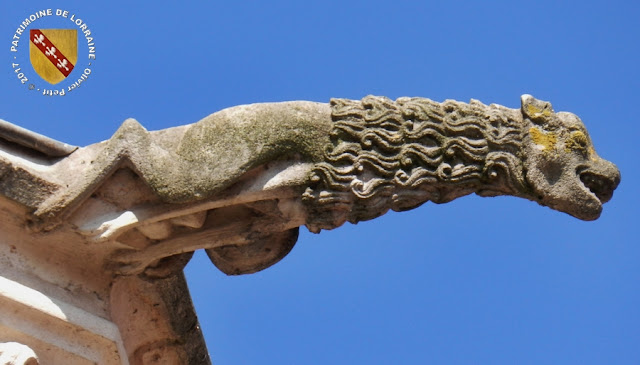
<box><xmin>0</xmin><ymin>119</ymin><xmax>78</xmax><ymax>157</ymax></box>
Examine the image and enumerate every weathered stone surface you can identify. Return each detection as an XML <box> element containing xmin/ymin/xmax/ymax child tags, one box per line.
<box><xmin>0</xmin><ymin>95</ymin><xmax>621</xmax><ymax>277</ymax></box>
<box><xmin>110</xmin><ymin>274</ymin><xmax>210</xmax><ymax>365</ymax></box>
<box><xmin>303</xmin><ymin>95</ymin><xmax>621</xmax><ymax>231</ymax></box>
<box><xmin>0</xmin><ymin>95</ymin><xmax>621</xmax><ymax>364</ymax></box>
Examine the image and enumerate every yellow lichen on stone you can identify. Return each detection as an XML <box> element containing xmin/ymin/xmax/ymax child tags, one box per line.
<box><xmin>530</xmin><ymin>127</ymin><xmax>557</xmax><ymax>152</ymax></box>
<box><xmin>526</xmin><ymin>104</ymin><xmax>552</xmax><ymax>119</ymax></box>
<box><xmin>564</xmin><ymin>130</ymin><xmax>589</xmax><ymax>153</ymax></box>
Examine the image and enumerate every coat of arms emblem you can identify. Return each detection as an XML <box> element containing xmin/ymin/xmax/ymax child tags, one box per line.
<box><xmin>29</xmin><ymin>29</ymin><xmax>77</xmax><ymax>85</ymax></box>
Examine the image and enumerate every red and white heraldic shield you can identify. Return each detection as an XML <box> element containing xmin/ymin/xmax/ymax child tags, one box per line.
<box><xmin>29</xmin><ymin>29</ymin><xmax>78</xmax><ymax>85</ymax></box>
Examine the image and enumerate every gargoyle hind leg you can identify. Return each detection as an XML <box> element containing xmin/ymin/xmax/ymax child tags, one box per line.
<box><xmin>117</xmin><ymin>228</ymin><xmax>299</xmax><ymax>279</ymax></box>
<box><xmin>107</xmin><ymin>215</ymin><xmax>304</xmax><ymax>277</ymax></box>
<box><xmin>33</xmin><ymin>119</ymin><xmax>157</xmax><ymax>230</ymax></box>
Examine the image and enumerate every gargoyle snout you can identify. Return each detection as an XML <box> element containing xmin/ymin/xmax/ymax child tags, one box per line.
<box><xmin>578</xmin><ymin>159</ymin><xmax>620</xmax><ymax>204</ymax></box>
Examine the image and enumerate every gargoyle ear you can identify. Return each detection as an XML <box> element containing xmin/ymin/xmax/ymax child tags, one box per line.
<box><xmin>521</xmin><ymin>94</ymin><xmax>554</xmax><ymax>125</ymax></box>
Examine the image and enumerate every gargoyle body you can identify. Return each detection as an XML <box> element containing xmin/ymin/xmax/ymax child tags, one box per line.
<box><xmin>5</xmin><ymin>95</ymin><xmax>620</xmax><ymax>276</ymax></box>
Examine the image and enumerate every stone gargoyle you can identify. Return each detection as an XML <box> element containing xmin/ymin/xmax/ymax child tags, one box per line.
<box><xmin>1</xmin><ymin>95</ymin><xmax>620</xmax><ymax>277</ymax></box>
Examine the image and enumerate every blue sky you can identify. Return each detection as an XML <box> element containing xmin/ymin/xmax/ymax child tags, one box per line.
<box><xmin>2</xmin><ymin>1</ymin><xmax>639</xmax><ymax>364</ymax></box>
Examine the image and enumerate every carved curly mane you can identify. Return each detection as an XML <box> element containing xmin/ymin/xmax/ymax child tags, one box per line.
<box><xmin>303</xmin><ymin>95</ymin><xmax>528</xmax><ymax>232</ymax></box>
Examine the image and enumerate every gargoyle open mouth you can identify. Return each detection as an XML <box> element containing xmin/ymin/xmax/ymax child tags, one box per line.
<box><xmin>579</xmin><ymin>170</ymin><xmax>618</xmax><ymax>204</ymax></box>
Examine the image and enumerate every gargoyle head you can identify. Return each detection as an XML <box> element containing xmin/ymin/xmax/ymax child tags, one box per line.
<box><xmin>521</xmin><ymin>95</ymin><xmax>620</xmax><ymax>220</ymax></box>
